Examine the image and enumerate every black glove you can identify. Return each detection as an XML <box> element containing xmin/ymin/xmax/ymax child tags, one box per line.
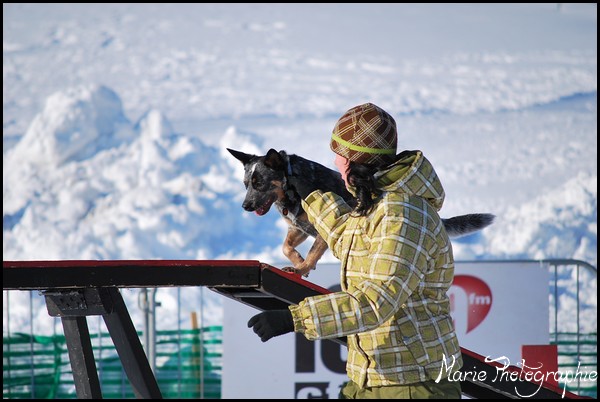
<box><xmin>287</xmin><ymin>173</ymin><xmax>319</xmax><ymax>199</ymax></box>
<box><xmin>247</xmin><ymin>309</ymin><xmax>294</xmax><ymax>342</ymax></box>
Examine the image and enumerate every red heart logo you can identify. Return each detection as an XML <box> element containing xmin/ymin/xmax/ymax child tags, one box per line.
<box><xmin>450</xmin><ymin>275</ymin><xmax>493</xmax><ymax>333</ymax></box>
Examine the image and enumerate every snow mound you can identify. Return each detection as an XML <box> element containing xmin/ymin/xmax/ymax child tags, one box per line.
<box><xmin>10</xmin><ymin>85</ymin><xmax>131</xmax><ymax>166</ymax></box>
<box><xmin>3</xmin><ymin>85</ymin><xmax>285</xmax><ymax>263</ymax></box>
<box><xmin>485</xmin><ymin>172</ymin><xmax>597</xmax><ymax>266</ymax></box>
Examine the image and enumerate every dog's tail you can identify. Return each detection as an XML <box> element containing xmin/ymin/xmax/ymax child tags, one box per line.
<box><xmin>443</xmin><ymin>213</ymin><xmax>495</xmax><ymax>238</ymax></box>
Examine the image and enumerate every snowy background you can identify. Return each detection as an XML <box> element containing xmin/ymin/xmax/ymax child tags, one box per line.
<box><xmin>3</xmin><ymin>4</ymin><xmax>597</xmax><ymax>337</ymax></box>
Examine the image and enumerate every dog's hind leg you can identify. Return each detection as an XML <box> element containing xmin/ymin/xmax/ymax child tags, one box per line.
<box><xmin>298</xmin><ymin>235</ymin><xmax>329</xmax><ymax>277</ymax></box>
<box><xmin>282</xmin><ymin>233</ymin><xmax>328</xmax><ymax>279</ymax></box>
<box><xmin>280</xmin><ymin>226</ymin><xmax>329</xmax><ymax>278</ymax></box>
<box><xmin>281</xmin><ymin>225</ymin><xmax>309</xmax><ymax>271</ymax></box>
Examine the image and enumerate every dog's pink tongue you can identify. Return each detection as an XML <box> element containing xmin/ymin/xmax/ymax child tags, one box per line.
<box><xmin>254</xmin><ymin>201</ymin><xmax>270</xmax><ymax>216</ymax></box>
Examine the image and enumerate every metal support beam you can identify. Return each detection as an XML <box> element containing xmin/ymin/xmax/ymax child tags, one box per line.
<box><xmin>42</xmin><ymin>286</ymin><xmax>162</xmax><ymax>398</ymax></box>
<box><xmin>102</xmin><ymin>288</ymin><xmax>162</xmax><ymax>399</ymax></box>
<box><xmin>140</xmin><ymin>288</ymin><xmax>158</xmax><ymax>374</ymax></box>
<box><xmin>60</xmin><ymin>316</ymin><xmax>102</xmax><ymax>399</ymax></box>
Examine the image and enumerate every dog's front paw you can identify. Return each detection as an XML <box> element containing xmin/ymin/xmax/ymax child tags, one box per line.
<box><xmin>281</xmin><ymin>266</ymin><xmax>313</xmax><ymax>278</ymax></box>
<box><xmin>281</xmin><ymin>266</ymin><xmax>304</xmax><ymax>276</ymax></box>
<box><xmin>281</xmin><ymin>266</ymin><xmax>297</xmax><ymax>274</ymax></box>
<box><xmin>295</xmin><ymin>265</ymin><xmax>316</xmax><ymax>278</ymax></box>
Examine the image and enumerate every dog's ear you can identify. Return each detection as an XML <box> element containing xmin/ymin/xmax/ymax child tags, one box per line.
<box><xmin>264</xmin><ymin>148</ymin><xmax>285</xmax><ymax>170</ymax></box>
<box><xmin>227</xmin><ymin>148</ymin><xmax>254</xmax><ymax>165</ymax></box>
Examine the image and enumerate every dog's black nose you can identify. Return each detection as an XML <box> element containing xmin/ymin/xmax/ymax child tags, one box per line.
<box><xmin>242</xmin><ymin>201</ymin><xmax>254</xmax><ymax>212</ymax></box>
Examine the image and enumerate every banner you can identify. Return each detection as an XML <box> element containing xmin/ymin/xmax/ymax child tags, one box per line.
<box><xmin>222</xmin><ymin>260</ymin><xmax>549</xmax><ymax>398</ymax></box>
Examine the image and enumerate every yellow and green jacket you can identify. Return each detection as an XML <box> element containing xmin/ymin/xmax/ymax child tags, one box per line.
<box><xmin>289</xmin><ymin>150</ymin><xmax>463</xmax><ymax>387</ymax></box>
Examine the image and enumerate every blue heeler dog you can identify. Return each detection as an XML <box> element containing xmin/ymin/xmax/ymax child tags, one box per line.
<box><xmin>228</xmin><ymin>148</ymin><xmax>495</xmax><ymax>277</ymax></box>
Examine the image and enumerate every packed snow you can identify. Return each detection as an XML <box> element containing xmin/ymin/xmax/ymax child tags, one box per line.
<box><xmin>3</xmin><ymin>4</ymin><xmax>597</xmax><ymax>337</ymax></box>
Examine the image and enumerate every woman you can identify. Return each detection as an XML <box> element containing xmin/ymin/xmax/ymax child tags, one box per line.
<box><xmin>248</xmin><ymin>103</ymin><xmax>463</xmax><ymax>399</ymax></box>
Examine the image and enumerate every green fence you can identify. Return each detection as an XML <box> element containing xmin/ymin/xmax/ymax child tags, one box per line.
<box><xmin>3</xmin><ymin>326</ymin><xmax>222</xmax><ymax>399</ymax></box>
<box><xmin>550</xmin><ymin>332</ymin><xmax>597</xmax><ymax>398</ymax></box>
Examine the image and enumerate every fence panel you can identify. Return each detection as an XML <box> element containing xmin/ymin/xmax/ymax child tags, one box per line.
<box><xmin>3</xmin><ymin>326</ymin><xmax>222</xmax><ymax>399</ymax></box>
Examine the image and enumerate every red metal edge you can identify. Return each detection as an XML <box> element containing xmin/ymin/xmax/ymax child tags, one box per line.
<box><xmin>259</xmin><ymin>263</ymin><xmax>333</xmax><ymax>295</ymax></box>
<box><xmin>3</xmin><ymin>260</ymin><xmax>262</xmax><ymax>268</ymax></box>
<box><xmin>460</xmin><ymin>348</ymin><xmax>592</xmax><ymax>399</ymax></box>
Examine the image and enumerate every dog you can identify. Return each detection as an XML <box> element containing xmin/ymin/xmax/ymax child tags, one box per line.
<box><xmin>228</xmin><ymin>148</ymin><xmax>495</xmax><ymax>277</ymax></box>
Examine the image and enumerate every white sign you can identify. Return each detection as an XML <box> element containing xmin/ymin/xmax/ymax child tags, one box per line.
<box><xmin>222</xmin><ymin>261</ymin><xmax>549</xmax><ymax>398</ymax></box>
<box><xmin>449</xmin><ymin>261</ymin><xmax>549</xmax><ymax>367</ymax></box>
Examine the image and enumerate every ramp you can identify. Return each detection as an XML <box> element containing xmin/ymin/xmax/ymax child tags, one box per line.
<box><xmin>3</xmin><ymin>260</ymin><xmax>589</xmax><ymax>399</ymax></box>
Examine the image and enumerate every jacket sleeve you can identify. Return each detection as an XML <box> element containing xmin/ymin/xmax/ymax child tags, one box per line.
<box><xmin>300</xmin><ymin>190</ymin><xmax>352</xmax><ymax>259</ymax></box>
<box><xmin>290</xmin><ymin>196</ymin><xmax>428</xmax><ymax>340</ymax></box>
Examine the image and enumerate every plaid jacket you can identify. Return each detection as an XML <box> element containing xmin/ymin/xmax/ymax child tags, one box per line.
<box><xmin>289</xmin><ymin>150</ymin><xmax>463</xmax><ymax>387</ymax></box>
